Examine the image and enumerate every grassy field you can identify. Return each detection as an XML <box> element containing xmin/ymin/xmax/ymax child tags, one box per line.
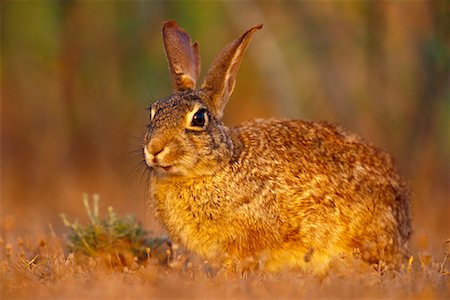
<box><xmin>1</xmin><ymin>197</ymin><xmax>448</xmax><ymax>299</ymax></box>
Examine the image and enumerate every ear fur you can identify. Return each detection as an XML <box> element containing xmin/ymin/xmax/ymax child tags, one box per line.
<box><xmin>201</xmin><ymin>24</ymin><xmax>262</xmax><ymax>119</ymax></box>
<box><xmin>162</xmin><ymin>21</ymin><xmax>201</xmax><ymax>91</ymax></box>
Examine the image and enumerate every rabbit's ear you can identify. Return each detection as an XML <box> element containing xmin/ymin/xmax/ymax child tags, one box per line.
<box><xmin>162</xmin><ymin>21</ymin><xmax>201</xmax><ymax>92</ymax></box>
<box><xmin>201</xmin><ymin>24</ymin><xmax>262</xmax><ymax>119</ymax></box>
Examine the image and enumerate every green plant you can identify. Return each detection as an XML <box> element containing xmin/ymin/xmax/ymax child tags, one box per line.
<box><xmin>60</xmin><ymin>194</ymin><xmax>170</xmax><ymax>266</ymax></box>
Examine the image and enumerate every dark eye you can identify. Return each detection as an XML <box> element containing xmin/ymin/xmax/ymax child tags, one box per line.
<box><xmin>191</xmin><ymin>108</ymin><xmax>207</xmax><ymax>127</ymax></box>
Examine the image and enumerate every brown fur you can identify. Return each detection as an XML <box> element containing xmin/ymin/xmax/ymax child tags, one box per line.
<box><xmin>143</xmin><ymin>21</ymin><xmax>411</xmax><ymax>273</ymax></box>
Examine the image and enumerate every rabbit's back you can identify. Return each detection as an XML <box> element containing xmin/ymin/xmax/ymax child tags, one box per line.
<box><xmin>231</xmin><ymin>119</ymin><xmax>411</xmax><ymax>268</ymax></box>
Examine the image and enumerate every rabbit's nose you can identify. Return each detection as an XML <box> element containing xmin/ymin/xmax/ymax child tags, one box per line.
<box><xmin>148</xmin><ymin>141</ymin><xmax>165</xmax><ymax>156</ymax></box>
<box><xmin>146</xmin><ymin>139</ymin><xmax>166</xmax><ymax>162</ymax></box>
<box><xmin>150</xmin><ymin>146</ymin><xmax>164</xmax><ymax>157</ymax></box>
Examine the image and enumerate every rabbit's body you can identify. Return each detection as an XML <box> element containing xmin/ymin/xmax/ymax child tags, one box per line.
<box><xmin>150</xmin><ymin>118</ymin><xmax>410</xmax><ymax>272</ymax></box>
<box><xmin>144</xmin><ymin>21</ymin><xmax>411</xmax><ymax>273</ymax></box>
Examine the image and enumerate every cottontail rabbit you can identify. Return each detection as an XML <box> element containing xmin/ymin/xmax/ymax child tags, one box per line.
<box><xmin>143</xmin><ymin>21</ymin><xmax>411</xmax><ymax>273</ymax></box>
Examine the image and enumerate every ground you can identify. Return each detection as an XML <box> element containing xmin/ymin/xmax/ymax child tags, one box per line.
<box><xmin>1</xmin><ymin>198</ymin><xmax>448</xmax><ymax>299</ymax></box>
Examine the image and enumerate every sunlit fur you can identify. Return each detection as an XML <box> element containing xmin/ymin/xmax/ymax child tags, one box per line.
<box><xmin>143</xmin><ymin>22</ymin><xmax>411</xmax><ymax>274</ymax></box>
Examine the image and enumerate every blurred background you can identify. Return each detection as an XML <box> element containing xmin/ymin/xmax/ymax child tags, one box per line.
<box><xmin>1</xmin><ymin>1</ymin><xmax>448</xmax><ymax>254</ymax></box>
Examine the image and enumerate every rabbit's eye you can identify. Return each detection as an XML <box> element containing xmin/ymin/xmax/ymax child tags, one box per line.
<box><xmin>191</xmin><ymin>108</ymin><xmax>207</xmax><ymax>127</ymax></box>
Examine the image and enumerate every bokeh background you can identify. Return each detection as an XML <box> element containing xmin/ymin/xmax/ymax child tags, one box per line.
<box><xmin>1</xmin><ymin>1</ymin><xmax>448</xmax><ymax>255</ymax></box>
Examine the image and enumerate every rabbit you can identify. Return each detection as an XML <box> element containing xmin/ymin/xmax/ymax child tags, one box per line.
<box><xmin>142</xmin><ymin>20</ymin><xmax>411</xmax><ymax>274</ymax></box>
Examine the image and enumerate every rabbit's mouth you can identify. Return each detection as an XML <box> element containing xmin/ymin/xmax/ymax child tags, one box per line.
<box><xmin>153</xmin><ymin>164</ymin><xmax>184</xmax><ymax>176</ymax></box>
<box><xmin>158</xmin><ymin>165</ymin><xmax>173</xmax><ymax>172</ymax></box>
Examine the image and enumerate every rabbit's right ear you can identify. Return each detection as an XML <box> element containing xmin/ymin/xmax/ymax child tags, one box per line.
<box><xmin>162</xmin><ymin>21</ymin><xmax>201</xmax><ymax>92</ymax></box>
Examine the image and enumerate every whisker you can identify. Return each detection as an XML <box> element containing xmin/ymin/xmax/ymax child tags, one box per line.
<box><xmin>116</xmin><ymin>145</ymin><xmax>146</xmax><ymax>179</ymax></box>
<box><xmin>138</xmin><ymin>162</ymin><xmax>150</xmax><ymax>186</ymax></box>
<box><xmin>125</xmin><ymin>161</ymin><xmax>147</xmax><ymax>180</ymax></box>
<box><xmin>143</xmin><ymin>167</ymin><xmax>153</xmax><ymax>215</ymax></box>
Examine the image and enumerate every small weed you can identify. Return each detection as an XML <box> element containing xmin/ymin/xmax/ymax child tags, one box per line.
<box><xmin>60</xmin><ymin>194</ymin><xmax>170</xmax><ymax>267</ymax></box>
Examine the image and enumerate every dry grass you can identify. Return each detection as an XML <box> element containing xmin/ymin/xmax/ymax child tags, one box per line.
<box><xmin>1</xmin><ymin>197</ymin><xmax>448</xmax><ymax>299</ymax></box>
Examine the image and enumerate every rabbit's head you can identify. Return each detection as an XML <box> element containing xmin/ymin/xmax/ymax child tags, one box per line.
<box><xmin>144</xmin><ymin>21</ymin><xmax>261</xmax><ymax>177</ymax></box>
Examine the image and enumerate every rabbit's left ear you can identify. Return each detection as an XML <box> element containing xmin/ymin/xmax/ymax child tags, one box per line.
<box><xmin>163</xmin><ymin>21</ymin><xmax>201</xmax><ymax>91</ymax></box>
<box><xmin>201</xmin><ymin>24</ymin><xmax>262</xmax><ymax>119</ymax></box>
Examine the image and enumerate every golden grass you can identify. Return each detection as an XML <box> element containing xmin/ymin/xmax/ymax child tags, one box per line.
<box><xmin>1</xmin><ymin>197</ymin><xmax>448</xmax><ymax>299</ymax></box>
